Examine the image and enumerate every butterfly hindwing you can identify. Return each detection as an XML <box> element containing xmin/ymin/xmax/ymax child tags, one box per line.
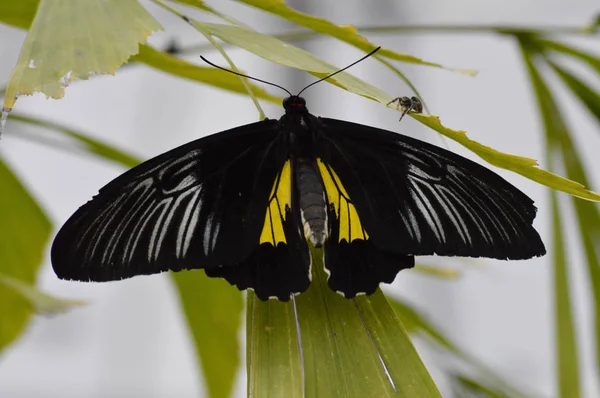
<box><xmin>51</xmin><ymin>120</ymin><xmax>289</xmax><ymax>282</ymax></box>
<box><xmin>317</xmin><ymin>118</ymin><xmax>546</xmax><ymax>260</ymax></box>
<box><xmin>315</xmin><ymin>158</ymin><xmax>413</xmax><ymax>297</ymax></box>
<box><xmin>324</xmin><ymin>203</ymin><xmax>415</xmax><ymax>298</ymax></box>
<box><xmin>205</xmin><ymin>159</ymin><xmax>311</xmax><ymax>301</ymax></box>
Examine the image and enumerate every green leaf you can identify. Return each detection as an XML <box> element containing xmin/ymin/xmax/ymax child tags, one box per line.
<box><xmin>584</xmin><ymin>13</ymin><xmax>600</xmax><ymax>33</ymax></box>
<box><xmin>187</xmin><ymin>22</ymin><xmax>391</xmax><ymax>103</ymax></box>
<box><xmin>450</xmin><ymin>375</ymin><xmax>508</xmax><ymax>398</ymax></box>
<box><xmin>0</xmin><ymin>0</ymin><xmax>280</xmax><ymax>108</ymax></box>
<box><xmin>0</xmin><ymin>156</ymin><xmax>52</xmax><ymax>352</ymax></box>
<box><xmin>131</xmin><ymin>44</ymin><xmax>281</xmax><ymax>104</ymax></box>
<box><xmin>413</xmin><ymin>264</ymin><xmax>460</xmax><ymax>279</ymax></box>
<box><xmin>537</xmin><ymin>39</ymin><xmax>600</xmax><ymax>75</ymax></box>
<box><xmin>0</xmin><ymin>273</ymin><xmax>85</xmax><ymax>315</ymax></box>
<box><xmin>389</xmin><ymin>296</ymin><xmax>532</xmax><ymax>398</ymax></box>
<box><xmin>550</xmin><ymin>192</ymin><xmax>581</xmax><ymax>397</ymax></box>
<box><xmin>388</xmin><ymin>297</ymin><xmax>455</xmax><ymax>351</ymax></box>
<box><xmin>549</xmin><ymin>62</ymin><xmax>600</xmax><ymax>124</ymax></box>
<box><xmin>0</xmin><ymin>0</ymin><xmax>38</xmax><ymax>29</ymax></box>
<box><xmin>237</xmin><ymin>0</ymin><xmax>476</xmax><ymax>75</ymax></box>
<box><xmin>412</xmin><ymin>113</ymin><xmax>600</xmax><ymax>201</ymax></box>
<box><xmin>11</xmin><ymin>114</ymin><xmax>140</xmax><ymax>168</ymax></box>
<box><xmin>246</xmin><ymin>292</ymin><xmax>304</xmax><ymax>397</ymax></box>
<box><xmin>171</xmin><ymin>272</ymin><xmax>243</xmax><ymax>398</ymax></box>
<box><xmin>520</xmin><ymin>41</ymin><xmax>590</xmax><ymax>397</ymax></box>
<box><xmin>2</xmin><ymin>0</ymin><xmax>162</xmax><ymax>111</ymax></box>
<box><xmin>248</xmin><ymin>249</ymin><xmax>441</xmax><ymax>397</ymax></box>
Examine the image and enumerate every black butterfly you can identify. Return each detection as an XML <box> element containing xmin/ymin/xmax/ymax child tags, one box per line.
<box><xmin>51</xmin><ymin>51</ymin><xmax>546</xmax><ymax>301</ymax></box>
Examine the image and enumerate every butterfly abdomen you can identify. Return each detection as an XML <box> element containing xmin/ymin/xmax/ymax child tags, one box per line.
<box><xmin>295</xmin><ymin>158</ymin><xmax>328</xmax><ymax>247</ymax></box>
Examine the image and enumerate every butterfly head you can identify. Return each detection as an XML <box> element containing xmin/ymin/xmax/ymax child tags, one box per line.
<box><xmin>283</xmin><ymin>96</ymin><xmax>308</xmax><ymax>114</ymax></box>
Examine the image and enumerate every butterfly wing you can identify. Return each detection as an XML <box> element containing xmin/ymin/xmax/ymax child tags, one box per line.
<box><xmin>52</xmin><ymin>120</ymin><xmax>310</xmax><ymax>300</ymax></box>
<box><xmin>204</xmin><ymin>160</ymin><xmax>311</xmax><ymax>301</ymax></box>
<box><xmin>317</xmin><ymin>118</ymin><xmax>546</xmax><ymax>260</ymax></box>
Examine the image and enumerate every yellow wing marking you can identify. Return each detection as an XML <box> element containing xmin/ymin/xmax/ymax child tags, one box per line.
<box><xmin>259</xmin><ymin>160</ymin><xmax>291</xmax><ymax>245</ymax></box>
<box><xmin>316</xmin><ymin>158</ymin><xmax>369</xmax><ymax>242</ymax></box>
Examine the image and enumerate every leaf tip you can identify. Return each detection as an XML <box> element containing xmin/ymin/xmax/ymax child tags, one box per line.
<box><xmin>452</xmin><ymin>68</ymin><xmax>479</xmax><ymax>76</ymax></box>
<box><xmin>0</xmin><ymin>108</ymin><xmax>9</xmax><ymax>138</ymax></box>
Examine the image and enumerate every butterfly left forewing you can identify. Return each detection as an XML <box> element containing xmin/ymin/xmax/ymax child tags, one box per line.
<box><xmin>51</xmin><ymin>120</ymin><xmax>286</xmax><ymax>282</ymax></box>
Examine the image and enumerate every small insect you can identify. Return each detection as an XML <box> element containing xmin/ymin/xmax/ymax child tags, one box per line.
<box><xmin>387</xmin><ymin>96</ymin><xmax>423</xmax><ymax>121</ymax></box>
<box><xmin>51</xmin><ymin>48</ymin><xmax>545</xmax><ymax>301</ymax></box>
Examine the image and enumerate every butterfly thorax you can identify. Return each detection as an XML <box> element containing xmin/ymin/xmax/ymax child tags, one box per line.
<box><xmin>280</xmin><ymin>96</ymin><xmax>328</xmax><ymax>247</ymax></box>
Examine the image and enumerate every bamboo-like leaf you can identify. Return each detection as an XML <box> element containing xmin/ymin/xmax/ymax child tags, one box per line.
<box><xmin>0</xmin><ymin>156</ymin><xmax>52</xmax><ymax>352</ymax></box>
<box><xmin>249</xmin><ymin>249</ymin><xmax>441</xmax><ymax>397</ymax></box>
<box><xmin>2</xmin><ymin>0</ymin><xmax>162</xmax><ymax>112</ymax></box>
<box><xmin>170</xmin><ymin>0</ymin><xmax>250</xmax><ymax>28</ymax></box>
<box><xmin>0</xmin><ymin>273</ymin><xmax>85</xmax><ymax>315</ymax></box>
<box><xmin>388</xmin><ymin>297</ymin><xmax>454</xmax><ymax>349</ymax></box>
<box><xmin>520</xmin><ymin>41</ymin><xmax>589</xmax><ymax>396</ymax></box>
<box><xmin>549</xmin><ymin>62</ymin><xmax>600</xmax><ymax>123</ymax></box>
<box><xmin>0</xmin><ymin>0</ymin><xmax>38</xmax><ymax>29</ymax></box>
<box><xmin>450</xmin><ymin>375</ymin><xmax>508</xmax><ymax>398</ymax></box>
<box><xmin>148</xmin><ymin>0</ymin><xmax>269</xmax><ymax>119</ymax></box>
<box><xmin>413</xmin><ymin>113</ymin><xmax>600</xmax><ymax>201</ymax></box>
<box><xmin>237</xmin><ymin>0</ymin><xmax>476</xmax><ymax>75</ymax></box>
<box><xmin>247</xmin><ymin>292</ymin><xmax>304</xmax><ymax>397</ymax></box>
<box><xmin>171</xmin><ymin>272</ymin><xmax>243</xmax><ymax>398</ymax></box>
<box><xmin>11</xmin><ymin>114</ymin><xmax>140</xmax><ymax>168</ymax></box>
<box><xmin>131</xmin><ymin>44</ymin><xmax>281</xmax><ymax>104</ymax></box>
<box><xmin>537</xmin><ymin>39</ymin><xmax>600</xmax><ymax>75</ymax></box>
<box><xmin>188</xmin><ymin>22</ymin><xmax>391</xmax><ymax>103</ymax></box>
<box><xmin>389</xmin><ymin>296</ymin><xmax>532</xmax><ymax>398</ymax></box>
<box><xmin>550</xmin><ymin>192</ymin><xmax>581</xmax><ymax>397</ymax></box>
<box><xmin>0</xmin><ymin>1</ymin><xmax>279</xmax><ymax>107</ymax></box>
<box><xmin>413</xmin><ymin>264</ymin><xmax>460</xmax><ymax>279</ymax></box>
<box><xmin>7</xmin><ymin>117</ymin><xmax>243</xmax><ymax>397</ymax></box>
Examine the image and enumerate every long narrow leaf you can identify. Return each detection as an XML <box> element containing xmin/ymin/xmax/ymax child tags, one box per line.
<box><xmin>11</xmin><ymin>114</ymin><xmax>140</xmax><ymax>168</ymax></box>
<box><xmin>520</xmin><ymin>40</ymin><xmax>592</xmax><ymax>396</ymax></box>
<box><xmin>0</xmin><ymin>0</ymin><xmax>38</xmax><ymax>29</ymax></box>
<box><xmin>171</xmin><ymin>272</ymin><xmax>243</xmax><ymax>398</ymax></box>
<box><xmin>247</xmin><ymin>293</ymin><xmax>304</xmax><ymax>397</ymax></box>
<box><xmin>0</xmin><ymin>156</ymin><xmax>51</xmax><ymax>352</ymax></box>
<box><xmin>237</xmin><ymin>0</ymin><xmax>476</xmax><ymax>74</ymax></box>
<box><xmin>0</xmin><ymin>273</ymin><xmax>85</xmax><ymax>315</ymax></box>
<box><xmin>550</xmin><ymin>191</ymin><xmax>581</xmax><ymax>397</ymax></box>
<box><xmin>131</xmin><ymin>44</ymin><xmax>281</xmax><ymax>104</ymax></box>
<box><xmin>389</xmin><ymin>296</ymin><xmax>532</xmax><ymax>398</ymax></box>
<box><xmin>2</xmin><ymin>0</ymin><xmax>162</xmax><ymax>112</ymax></box>
<box><xmin>537</xmin><ymin>39</ymin><xmax>600</xmax><ymax>75</ymax></box>
<box><xmin>250</xmin><ymin>248</ymin><xmax>441</xmax><ymax>397</ymax></box>
<box><xmin>549</xmin><ymin>62</ymin><xmax>600</xmax><ymax>124</ymax></box>
<box><xmin>413</xmin><ymin>113</ymin><xmax>600</xmax><ymax>201</ymax></box>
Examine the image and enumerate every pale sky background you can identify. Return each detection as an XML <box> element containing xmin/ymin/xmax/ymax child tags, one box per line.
<box><xmin>1</xmin><ymin>0</ymin><xmax>600</xmax><ymax>397</ymax></box>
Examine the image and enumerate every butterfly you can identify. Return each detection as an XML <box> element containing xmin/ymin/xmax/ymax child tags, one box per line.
<box><xmin>51</xmin><ymin>49</ymin><xmax>546</xmax><ymax>301</ymax></box>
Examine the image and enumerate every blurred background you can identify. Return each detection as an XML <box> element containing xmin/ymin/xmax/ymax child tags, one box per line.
<box><xmin>0</xmin><ymin>0</ymin><xmax>599</xmax><ymax>397</ymax></box>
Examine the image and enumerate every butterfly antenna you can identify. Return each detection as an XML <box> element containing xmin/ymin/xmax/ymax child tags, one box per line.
<box><xmin>200</xmin><ymin>56</ymin><xmax>293</xmax><ymax>97</ymax></box>
<box><xmin>296</xmin><ymin>46</ymin><xmax>381</xmax><ymax>97</ymax></box>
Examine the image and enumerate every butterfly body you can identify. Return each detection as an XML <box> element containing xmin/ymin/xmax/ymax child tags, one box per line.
<box><xmin>52</xmin><ymin>96</ymin><xmax>545</xmax><ymax>301</ymax></box>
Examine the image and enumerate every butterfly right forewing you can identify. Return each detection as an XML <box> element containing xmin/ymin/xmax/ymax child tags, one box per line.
<box><xmin>317</xmin><ymin>118</ymin><xmax>545</xmax><ymax>260</ymax></box>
